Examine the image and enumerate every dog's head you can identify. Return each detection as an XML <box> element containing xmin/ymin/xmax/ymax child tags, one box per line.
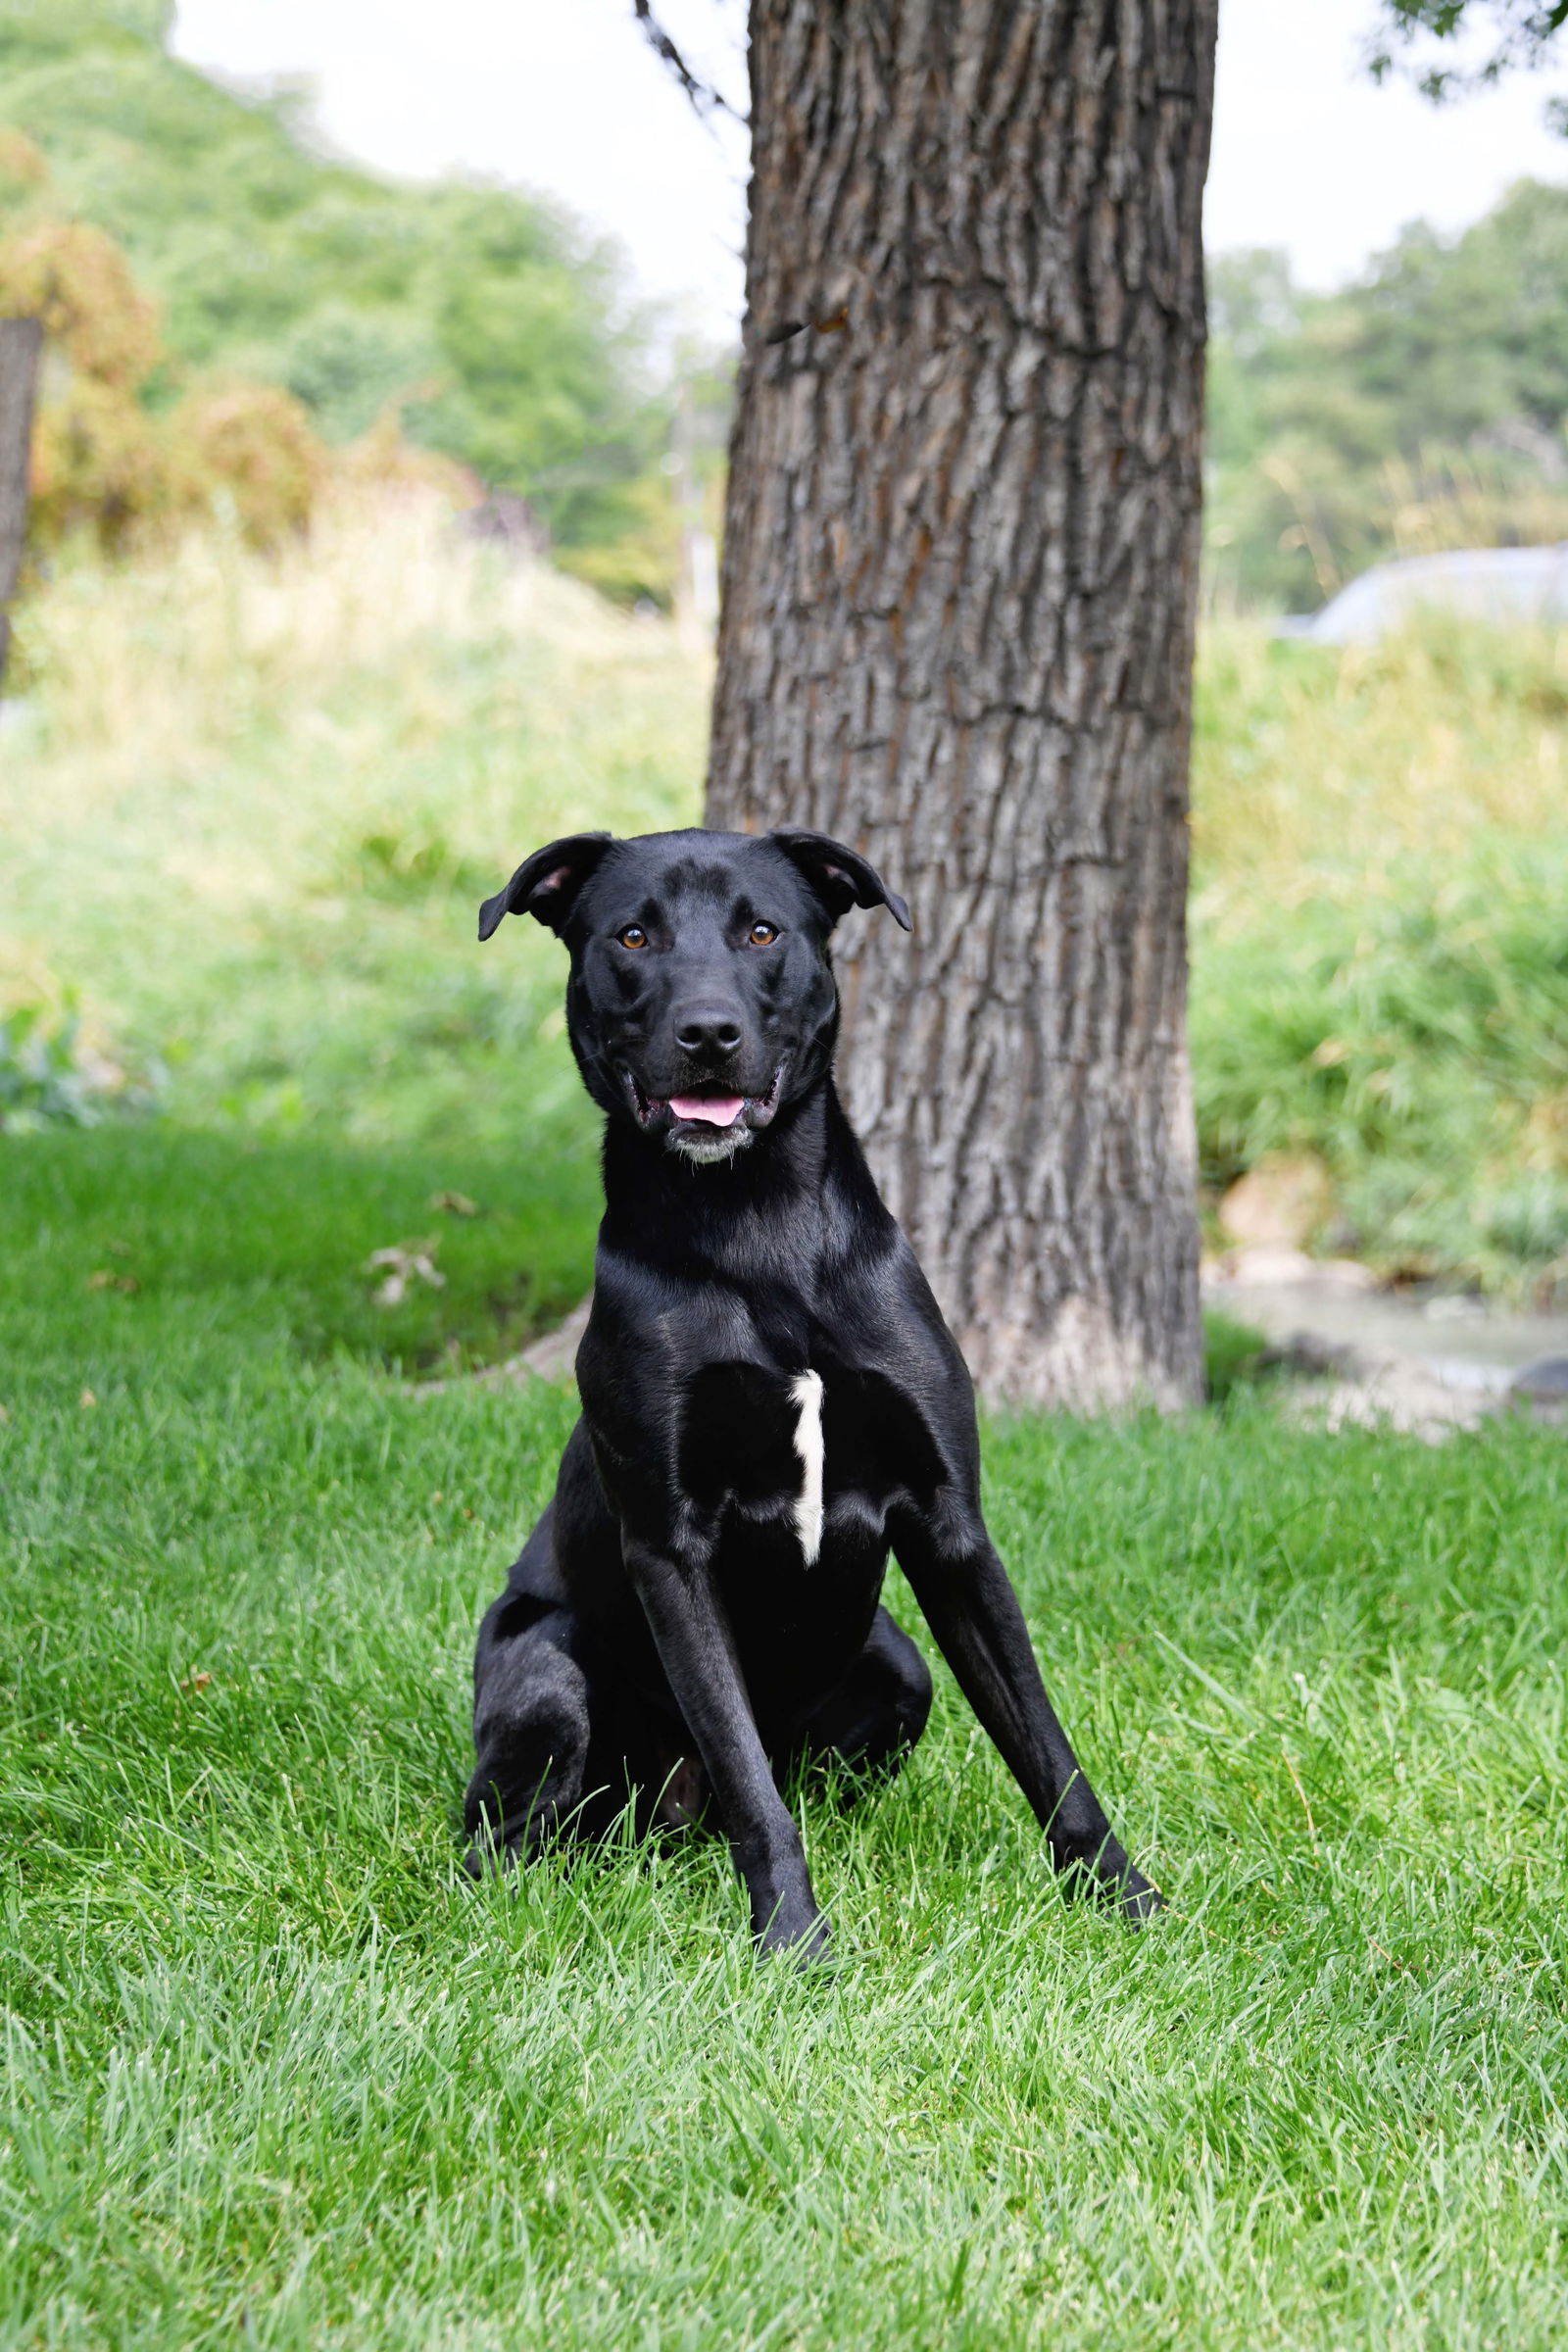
<box><xmin>478</xmin><ymin>826</ymin><xmax>910</xmax><ymax>1163</ymax></box>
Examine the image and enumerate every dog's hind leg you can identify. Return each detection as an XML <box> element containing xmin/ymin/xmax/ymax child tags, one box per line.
<box><xmin>464</xmin><ymin>1586</ymin><xmax>595</xmax><ymax>1875</ymax></box>
<box><xmin>796</xmin><ymin>1606</ymin><xmax>932</xmax><ymax>1786</ymax></box>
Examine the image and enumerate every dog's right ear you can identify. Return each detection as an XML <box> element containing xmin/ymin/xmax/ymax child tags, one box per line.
<box><xmin>478</xmin><ymin>832</ymin><xmax>613</xmax><ymax>942</ymax></box>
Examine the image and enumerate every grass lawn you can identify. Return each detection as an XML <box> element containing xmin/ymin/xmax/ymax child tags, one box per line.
<box><xmin>4</xmin><ymin>1125</ymin><xmax>1568</xmax><ymax>2349</ymax></box>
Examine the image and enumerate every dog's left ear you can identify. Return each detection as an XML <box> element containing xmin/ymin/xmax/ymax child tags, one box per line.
<box><xmin>767</xmin><ymin>828</ymin><xmax>912</xmax><ymax>932</ymax></box>
<box><xmin>478</xmin><ymin>832</ymin><xmax>613</xmax><ymax>942</ymax></box>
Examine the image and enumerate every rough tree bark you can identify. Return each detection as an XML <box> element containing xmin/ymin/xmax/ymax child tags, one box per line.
<box><xmin>705</xmin><ymin>0</ymin><xmax>1216</xmax><ymax>1411</ymax></box>
<box><xmin>0</xmin><ymin>317</ymin><xmax>43</xmax><ymax>697</ymax></box>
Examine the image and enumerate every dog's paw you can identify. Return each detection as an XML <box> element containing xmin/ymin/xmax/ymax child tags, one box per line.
<box><xmin>1115</xmin><ymin>1864</ymin><xmax>1163</xmax><ymax>1927</ymax></box>
<box><xmin>1055</xmin><ymin>1840</ymin><xmax>1164</xmax><ymax>1927</ymax></box>
<box><xmin>461</xmin><ymin>1830</ymin><xmax>523</xmax><ymax>1883</ymax></box>
<box><xmin>756</xmin><ymin>1901</ymin><xmax>834</xmax><ymax>1969</ymax></box>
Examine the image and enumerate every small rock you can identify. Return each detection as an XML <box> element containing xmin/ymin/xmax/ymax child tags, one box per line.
<box><xmin>1218</xmin><ymin>1244</ymin><xmax>1318</xmax><ymax>1287</ymax></box>
<box><xmin>1424</xmin><ymin>1293</ymin><xmax>1487</xmax><ymax>1324</ymax></box>
<box><xmin>1258</xmin><ymin>1330</ymin><xmax>1362</xmax><ymax>1379</ymax></box>
<box><xmin>1509</xmin><ymin>1355</ymin><xmax>1568</xmax><ymax>1402</ymax></box>
<box><xmin>1292</xmin><ymin>1354</ymin><xmax>1494</xmax><ymax>1444</ymax></box>
<box><xmin>1218</xmin><ymin>1154</ymin><xmax>1333</xmax><ymax>1250</ymax></box>
<box><xmin>1315</xmin><ymin>1258</ymin><xmax>1380</xmax><ymax>1293</ymax></box>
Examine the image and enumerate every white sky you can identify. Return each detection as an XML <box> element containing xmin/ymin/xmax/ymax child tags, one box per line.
<box><xmin>172</xmin><ymin>0</ymin><xmax>1568</xmax><ymax>343</ymax></box>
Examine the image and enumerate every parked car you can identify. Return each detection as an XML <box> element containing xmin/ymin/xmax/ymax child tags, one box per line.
<box><xmin>1278</xmin><ymin>543</ymin><xmax>1568</xmax><ymax>643</ymax></box>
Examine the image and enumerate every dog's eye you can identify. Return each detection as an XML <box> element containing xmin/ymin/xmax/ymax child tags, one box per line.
<box><xmin>615</xmin><ymin>925</ymin><xmax>649</xmax><ymax>951</ymax></box>
<box><xmin>747</xmin><ymin>921</ymin><xmax>780</xmax><ymax>948</ymax></box>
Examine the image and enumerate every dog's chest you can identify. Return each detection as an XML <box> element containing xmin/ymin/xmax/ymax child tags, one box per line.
<box><xmin>787</xmin><ymin>1370</ymin><xmax>824</xmax><ymax>1564</ymax></box>
<box><xmin>677</xmin><ymin>1359</ymin><xmax>937</xmax><ymax>1559</ymax></box>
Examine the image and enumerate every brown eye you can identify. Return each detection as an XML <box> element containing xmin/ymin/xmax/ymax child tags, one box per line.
<box><xmin>747</xmin><ymin>920</ymin><xmax>780</xmax><ymax>948</ymax></box>
<box><xmin>616</xmin><ymin>925</ymin><xmax>649</xmax><ymax>951</ymax></box>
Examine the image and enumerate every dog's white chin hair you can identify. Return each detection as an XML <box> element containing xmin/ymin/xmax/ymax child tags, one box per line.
<box><xmin>668</xmin><ymin>1128</ymin><xmax>751</xmax><ymax>1165</ymax></box>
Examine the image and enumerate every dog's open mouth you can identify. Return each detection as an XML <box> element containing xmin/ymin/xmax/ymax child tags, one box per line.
<box><xmin>624</xmin><ymin>1063</ymin><xmax>785</xmax><ymax>1142</ymax></box>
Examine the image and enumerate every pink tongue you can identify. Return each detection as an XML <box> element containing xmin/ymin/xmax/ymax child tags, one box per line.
<box><xmin>669</xmin><ymin>1092</ymin><xmax>746</xmax><ymax>1128</ymax></box>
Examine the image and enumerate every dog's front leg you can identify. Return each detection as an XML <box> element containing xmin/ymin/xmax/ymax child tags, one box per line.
<box><xmin>623</xmin><ymin>1536</ymin><xmax>830</xmax><ymax>1960</ymax></box>
<box><xmin>892</xmin><ymin>1504</ymin><xmax>1159</xmax><ymax>1924</ymax></box>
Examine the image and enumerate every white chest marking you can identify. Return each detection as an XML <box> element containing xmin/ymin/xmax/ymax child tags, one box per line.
<box><xmin>789</xmin><ymin>1370</ymin><xmax>825</xmax><ymax>1566</ymax></box>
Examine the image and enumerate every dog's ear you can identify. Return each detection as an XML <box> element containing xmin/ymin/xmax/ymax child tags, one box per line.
<box><xmin>766</xmin><ymin>828</ymin><xmax>912</xmax><ymax>932</ymax></box>
<box><xmin>478</xmin><ymin>832</ymin><xmax>613</xmax><ymax>942</ymax></box>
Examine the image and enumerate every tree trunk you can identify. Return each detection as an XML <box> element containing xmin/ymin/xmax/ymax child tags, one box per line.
<box><xmin>0</xmin><ymin>316</ymin><xmax>43</xmax><ymax>698</ymax></box>
<box><xmin>706</xmin><ymin>0</ymin><xmax>1215</xmax><ymax>1412</ymax></box>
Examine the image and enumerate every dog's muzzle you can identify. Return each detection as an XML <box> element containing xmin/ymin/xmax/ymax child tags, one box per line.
<box><xmin>621</xmin><ymin>1063</ymin><xmax>786</xmax><ymax>1160</ymax></box>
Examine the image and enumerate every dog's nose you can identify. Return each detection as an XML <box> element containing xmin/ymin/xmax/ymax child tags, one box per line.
<box><xmin>674</xmin><ymin>1006</ymin><xmax>744</xmax><ymax>1057</ymax></box>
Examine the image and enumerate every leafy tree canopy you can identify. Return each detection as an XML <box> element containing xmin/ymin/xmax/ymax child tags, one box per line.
<box><xmin>1370</xmin><ymin>2</ymin><xmax>1568</xmax><ymax>92</ymax></box>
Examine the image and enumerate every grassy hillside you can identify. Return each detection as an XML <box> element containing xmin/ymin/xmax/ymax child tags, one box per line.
<box><xmin>6</xmin><ymin>504</ymin><xmax>1566</xmax><ymax>1311</ymax></box>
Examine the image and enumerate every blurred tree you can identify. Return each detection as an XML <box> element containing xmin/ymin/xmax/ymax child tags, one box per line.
<box><xmin>1369</xmin><ymin>3</ymin><xmax>1568</xmax><ymax>115</ymax></box>
<box><xmin>0</xmin><ymin>208</ymin><xmax>326</xmax><ymax>553</ymax></box>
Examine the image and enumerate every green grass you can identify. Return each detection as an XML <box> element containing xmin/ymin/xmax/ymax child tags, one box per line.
<box><xmin>4</xmin><ymin>1128</ymin><xmax>1568</xmax><ymax>2348</ymax></box>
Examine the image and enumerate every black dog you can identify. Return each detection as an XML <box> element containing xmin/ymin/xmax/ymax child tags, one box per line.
<box><xmin>466</xmin><ymin>826</ymin><xmax>1157</xmax><ymax>1955</ymax></box>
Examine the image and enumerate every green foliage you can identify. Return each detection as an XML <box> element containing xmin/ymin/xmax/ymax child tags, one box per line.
<box><xmin>1200</xmin><ymin>1308</ymin><xmax>1275</xmax><ymax>1404</ymax></box>
<box><xmin>0</xmin><ymin>0</ymin><xmax>668</xmax><ymax>552</ymax></box>
<box><xmin>1207</xmin><ymin>182</ymin><xmax>1568</xmax><ymax>611</ymax></box>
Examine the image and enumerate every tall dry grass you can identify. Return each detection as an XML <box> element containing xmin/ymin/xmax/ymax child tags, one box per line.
<box><xmin>1192</xmin><ymin>620</ymin><xmax>1568</xmax><ymax>921</ymax></box>
<box><xmin>2</xmin><ymin>492</ymin><xmax>708</xmax><ymax>985</ymax></box>
<box><xmin>8</xmin><ymin>488</ymin><xmax>706</xmax><ymax>839</ymax></box>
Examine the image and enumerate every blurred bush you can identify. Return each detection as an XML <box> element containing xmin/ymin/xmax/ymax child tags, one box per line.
<box><xmin>0</xmin><ymin>994</ymin><xmax>165</xmax><ymax>1132</ymax></box>
<box><xmin>0</xmin><ymin>206</ymin><xmax>481</xmax><ymax>555</ymax></box>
